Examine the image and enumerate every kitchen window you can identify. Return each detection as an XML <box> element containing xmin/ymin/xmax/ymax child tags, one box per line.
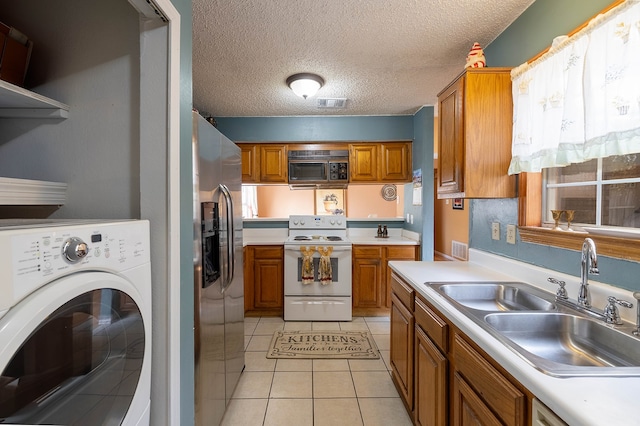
<box><xmin>514</xmin><ymin>0</ymin><xmax>640</xmax><ymax>261</ymax></box>
<box><xmin>543</xmin><ymin>154</ymin><xmax>640</xmax><ymax>229</ymax></box>
<box><xmin>518</xmin><ymin>163</ymin><xmax>640</xmax><ymax>262</ymax></box>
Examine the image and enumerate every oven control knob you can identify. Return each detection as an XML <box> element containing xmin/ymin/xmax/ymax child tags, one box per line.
<box><xmin>62</xmin><ymin>237</ymin><xmax>89</xmax><ymax>263</ymax></box>
<box><xmin>330</xmin><ymin>219</ymin><xmax>335</xmax><ymax>225</ymax></box>
<box><xmin>293</xmin><ymin>219</ymin><xmax>299</xmax><ymax>225</ymax></box>
<box><xmin>300</xmin><ymin>219</ymin><xmax>305</xmax><ymax>225</ymax></box>
<box><xmin>336</xmin><ymin>219</ymin><xmax>343</xmax><ymax>225</ymax></box>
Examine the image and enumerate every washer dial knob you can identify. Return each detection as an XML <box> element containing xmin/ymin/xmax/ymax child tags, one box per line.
<box><xmin>63</xmin><ymin>237</ymin><xmax>89</xmax><ymax>263</ymax></box>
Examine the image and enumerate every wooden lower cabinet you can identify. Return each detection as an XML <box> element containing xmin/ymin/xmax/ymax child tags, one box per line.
<box><xmin>453</xmin><ymin>334</ymin><xmax>526</xmax><ymax>425</ymax></box>
<box><xmin>353</xmin><ymin>246</ymin><xmax>383</xmax><ymax>309</ymax></box>
<box><xmin>390</xmin><ymin>273</ymin><xmax>531</xmax><ymax>426</ymax></box>
<box><xmin>353</xmin><ymin>244</ymin><xmax>419</xmax><ymax>315</ymax></box>
<box><xmin>244</xmin><ymin>245</ymin><xmax>284</xmax><ymax>316</ymax></box>
<box><xmin>390</xmin><ymin>292</ymin><xmax>414</xmax><ymax>412</ymax></box>
<box><xmin>414</xmin><ymin>296</ymin><xmax>448</xmax><ymax>426</ymax></box>
<box><xmin>452</xmin><ymin>372</ymin><xmax>502</xmax><ymax>426</ymax></box>
<box><xmin>385</xmin><ymin>246</ymin><xmax>420</xmax><ymax>308</ymax></box>
<box><xmin>415</xmin><ymin>326</ymin><xmax>447</xmax><ymax>426</ymax></box>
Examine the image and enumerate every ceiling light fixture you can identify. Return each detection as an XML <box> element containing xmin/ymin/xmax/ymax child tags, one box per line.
<box><xmin>286</xmin><ymin>73</ymin><xmax>324</xmax><ymax>99</ymax></box>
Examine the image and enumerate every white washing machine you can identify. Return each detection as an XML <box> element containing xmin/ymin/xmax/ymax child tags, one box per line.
<box><xmin>0</xmin><ymin>220</ymin><xmax>152</xmax><ymax>426</ymax></box>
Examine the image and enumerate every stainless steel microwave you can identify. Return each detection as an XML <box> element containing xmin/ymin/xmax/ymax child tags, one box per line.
<box><xmin>288</xmin><ymin>149</ymin><xmax>349</xmax><ymax>185</ymax></box>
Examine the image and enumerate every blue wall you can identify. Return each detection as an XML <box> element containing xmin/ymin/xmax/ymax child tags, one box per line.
<box><xmin>474</xmin><ymin>0</ymin><xmax>640</xmax><ymax>291</ymax></box>
<box><xmin>409</xmin><ymin>107</ymin><xmax>435</xmax><ymax>260</ymax></box>
<box><xmin>217</xmin><ymin>115</ymin><xmax>413</xmax><ymax>141</ymax></box>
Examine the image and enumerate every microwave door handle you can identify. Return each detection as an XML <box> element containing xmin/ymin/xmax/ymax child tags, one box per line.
<box><xmin>220</xmin><ymin>184</ymin><xmax>235</xmax><ymax>291</ymax></box>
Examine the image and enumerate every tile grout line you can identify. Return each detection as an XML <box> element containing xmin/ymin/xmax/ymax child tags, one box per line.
<box><xmin>243</xmin><ymin>316</ymin><xmax>395</xmax><ymax>426</ymax></box>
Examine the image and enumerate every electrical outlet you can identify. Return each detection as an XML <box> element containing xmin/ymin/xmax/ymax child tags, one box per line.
<box><xmin>506</xmin><ymin>224</ymin><xmax>516</xmax><ymax>244</ymax></box>
<box><xmin>491</xmin><ymin>222</ymin><xmax>500</xmax><ymax>240</ymax></box>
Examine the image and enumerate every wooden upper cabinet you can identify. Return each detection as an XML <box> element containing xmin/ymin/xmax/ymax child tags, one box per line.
<box><xmin>239</xmin><ymin>141</ymin><xmax>411</xmax><ymax>184</ymax></box>
<box><xmin>437</xmin><ymin>68</ymin><xmax>516</xmax><ymax>199</ymax></box>
<box><xmin>259</xmin><ymin>144</ymin><xmax>287</xmax><ymax>183</ymax></box>
<box><xmin>350</xmin><ymin>144</ymin><xmax>379</xmax><ymax>182</ymax></box>
<box><xmin>438</xmin><ymin>76</ymin><xmax>464</xmax><ymax>195</ymax></box>
<box><xmin>240</xmin><ymin>144</ymin><xmax>260</xmax><ymax>183</ymax></box>
<box><xmin>350</xmin><ymin>142</ymin><xmax>412</xmax><ymax>183</ymax></box>
<box><xmin>238</xmin><ymin>143</ymin><xmax>287</xmax><ymax>183</ymax></box>
<box><xmin>380</xmin><ymin>142</ymin><xmax>411</xmax><ymax>182</ymax></box>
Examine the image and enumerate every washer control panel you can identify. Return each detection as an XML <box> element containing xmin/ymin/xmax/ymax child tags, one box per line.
<box><xmin>0</xmin><ymin>221</ymin><xmax>150</xmax><ymax>307</ymax></box>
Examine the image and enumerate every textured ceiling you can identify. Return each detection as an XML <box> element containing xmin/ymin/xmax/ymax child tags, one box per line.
<box><xmin>192</xmin><ymin>0</ymin><xmax>535</xmax><ymax>117</ymax></box>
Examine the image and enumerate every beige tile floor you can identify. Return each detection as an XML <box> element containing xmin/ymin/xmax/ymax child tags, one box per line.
<box><xmin>221</xmin><ymin>316</ymin><xmax>413</xmax><ymax>426</ymax></box>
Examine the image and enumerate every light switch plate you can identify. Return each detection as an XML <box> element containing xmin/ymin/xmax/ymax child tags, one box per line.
<box><xmin>506</xmin><ymin>224</ymin><xmax>516</xmax><ymax>244</ymax></box>
<box><xmin>492</xmin><ymin>222</ymin><xmax>500</xmax><ymax>240</ymax></box>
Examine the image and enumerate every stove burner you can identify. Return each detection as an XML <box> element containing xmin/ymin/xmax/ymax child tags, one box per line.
<box><xmin>293</xmin><ymin>236</ymin><xmax>311</xmax><ymax>241</ymax></box>
<box><xmin>326</xmin><ymin>236</ymin><xmax>343</xmax><ymax>241</ymax></box>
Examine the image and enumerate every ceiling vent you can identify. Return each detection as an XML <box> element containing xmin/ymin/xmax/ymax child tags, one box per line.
<box><xmin>317</xmin><ymin>98</ymin><xmax>347</xmax><ymax>109</ymax></box>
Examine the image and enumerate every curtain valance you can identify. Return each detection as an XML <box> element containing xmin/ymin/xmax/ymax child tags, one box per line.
<box><xmin>509</xmin><ymin>0</ymin><xmax>640</xmax><ymax>175</ymax></box>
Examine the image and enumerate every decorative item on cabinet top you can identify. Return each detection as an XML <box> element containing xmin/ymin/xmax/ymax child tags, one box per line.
<box><xmin>465</xmin><ymin>42</ymin><xmax>486</xmax><ymax>69</ymax></box>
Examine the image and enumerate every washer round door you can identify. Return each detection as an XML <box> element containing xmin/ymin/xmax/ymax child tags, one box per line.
<box><xmin>0</xmin><ymin>272</ymin><xmax>150</xmax><ymax>425</ymax></box>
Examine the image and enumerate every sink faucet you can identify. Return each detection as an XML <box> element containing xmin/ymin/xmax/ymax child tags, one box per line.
<box><xmin>578</xmin><ymin>237</ymin><xmax>598</xmax><ymax>308</ymax></box>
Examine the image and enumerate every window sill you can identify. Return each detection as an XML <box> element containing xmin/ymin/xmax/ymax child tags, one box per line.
<box><xmin>519</xmin><ymin>226</ymin><xmax>640</xmax><ymax>262</ymax></box>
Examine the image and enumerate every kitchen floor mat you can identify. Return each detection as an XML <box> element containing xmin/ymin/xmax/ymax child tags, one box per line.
<box><xmin>266</xmin><ymin>330</ymin><xmax>380</xmax><ymax>359</ymax></box>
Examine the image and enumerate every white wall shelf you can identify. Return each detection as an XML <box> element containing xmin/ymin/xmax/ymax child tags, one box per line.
<box><xmin>0</xmin><ymin>177</ymin><xmax>67</xmax><ymax>205</ymax></box>
<box><xmin>0</xmin><ymin>80</ymin><xmax>69</xmax><ymax>119</ymax></box>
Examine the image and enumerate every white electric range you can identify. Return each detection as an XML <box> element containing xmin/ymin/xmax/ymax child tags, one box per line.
<box><xmin>283</xmin><ymin>215</ymin><xmax>352</xmax><ymax>321</ymax></box>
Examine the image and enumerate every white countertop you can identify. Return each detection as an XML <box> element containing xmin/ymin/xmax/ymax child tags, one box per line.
<box><xmin>389</xmin><ymin>250</ymin><xmax>640</xmax><ymax>426</ymax></box>
<box><xmin>242</xmin><ymin>228</ymin><xmax>288</xmax><ymax>246</ymax></box>
<box><xmin>243</xmin><ymin>227</ymin><xmax>420</xmax><ymax>246</ymax></box>
<box><xmin>348</xmin><ymin>236</ymin><xmax>419</xmax><ymax>245</ymax></box>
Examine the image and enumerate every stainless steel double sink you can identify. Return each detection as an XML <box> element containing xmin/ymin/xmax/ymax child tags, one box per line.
<box><xmin>428</xmin><ymin>282</ymin><xmax>640</xmax><ymax>377</ymax></box>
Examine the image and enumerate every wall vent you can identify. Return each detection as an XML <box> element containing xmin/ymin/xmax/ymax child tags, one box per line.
<box><xmin>451</xmin><ymin>240</ymin><xmax>468</xmax><ymax>261</ymax></box>
<box><xmin>317</xmin><ymin>98</ymin><xmax>347</xmax><ymax>109</ymax></box>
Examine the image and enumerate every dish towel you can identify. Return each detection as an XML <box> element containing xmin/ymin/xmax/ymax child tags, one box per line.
<box><xmin>300</xmin><ymin>246</ymin><xmax>316</xmax><ymax>285</ymax></box>
<box><xmin>317</xmin><ymin>246</ymin><xmax>333</xmax><ymax>285</ymax></box>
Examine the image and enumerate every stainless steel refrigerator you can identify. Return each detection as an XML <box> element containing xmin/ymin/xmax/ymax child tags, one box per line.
<box><xmin>192</xmin><ymin>111</ymin><xmax>244</xmax><ymax>426</ymax></box>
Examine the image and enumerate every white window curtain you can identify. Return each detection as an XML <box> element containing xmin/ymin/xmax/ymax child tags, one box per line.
<box><xmin>509</xmin><ymin>0</ymin><xmax>640</xmax><ymax>175</ymax></box>
<box><xmin>241</xmin><ymin>185</ymin><xmax>258</xmax><ymax>218</ymax></box>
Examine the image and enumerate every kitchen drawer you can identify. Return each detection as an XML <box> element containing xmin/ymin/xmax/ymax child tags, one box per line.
<box><xmin>353</xmin><ymin>246</ymin><xmax>383</xmax><ymax>257</ymax></box>
<box><xmin>387</xmin><ymin>245</ymin><xmax>417</xmax><ymax>259</ymax></box>
<box><xmin>453</xmin><ymin>333</ymin><xmax>526</xmax><ymax>425</ymax></box>
<box><xmin>252</xmin><ymin>246</ymin><xmax>284</xmax><ymax>259</ymax></box>
<box><xmin>415</xmin><ymin>296</ymin><xmax>448</xmax><ymax>353</ymax></box>
<box><xmin>390</xmin><ymin>273</ymin><xmax>414</xmax><ymax>311</ymax></box>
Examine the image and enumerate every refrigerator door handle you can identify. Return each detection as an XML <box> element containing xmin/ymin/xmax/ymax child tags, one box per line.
<box><xmin>220</xmin><ymin>184</ymin><xmax>235</xmax><ymax>291</ymax></box>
